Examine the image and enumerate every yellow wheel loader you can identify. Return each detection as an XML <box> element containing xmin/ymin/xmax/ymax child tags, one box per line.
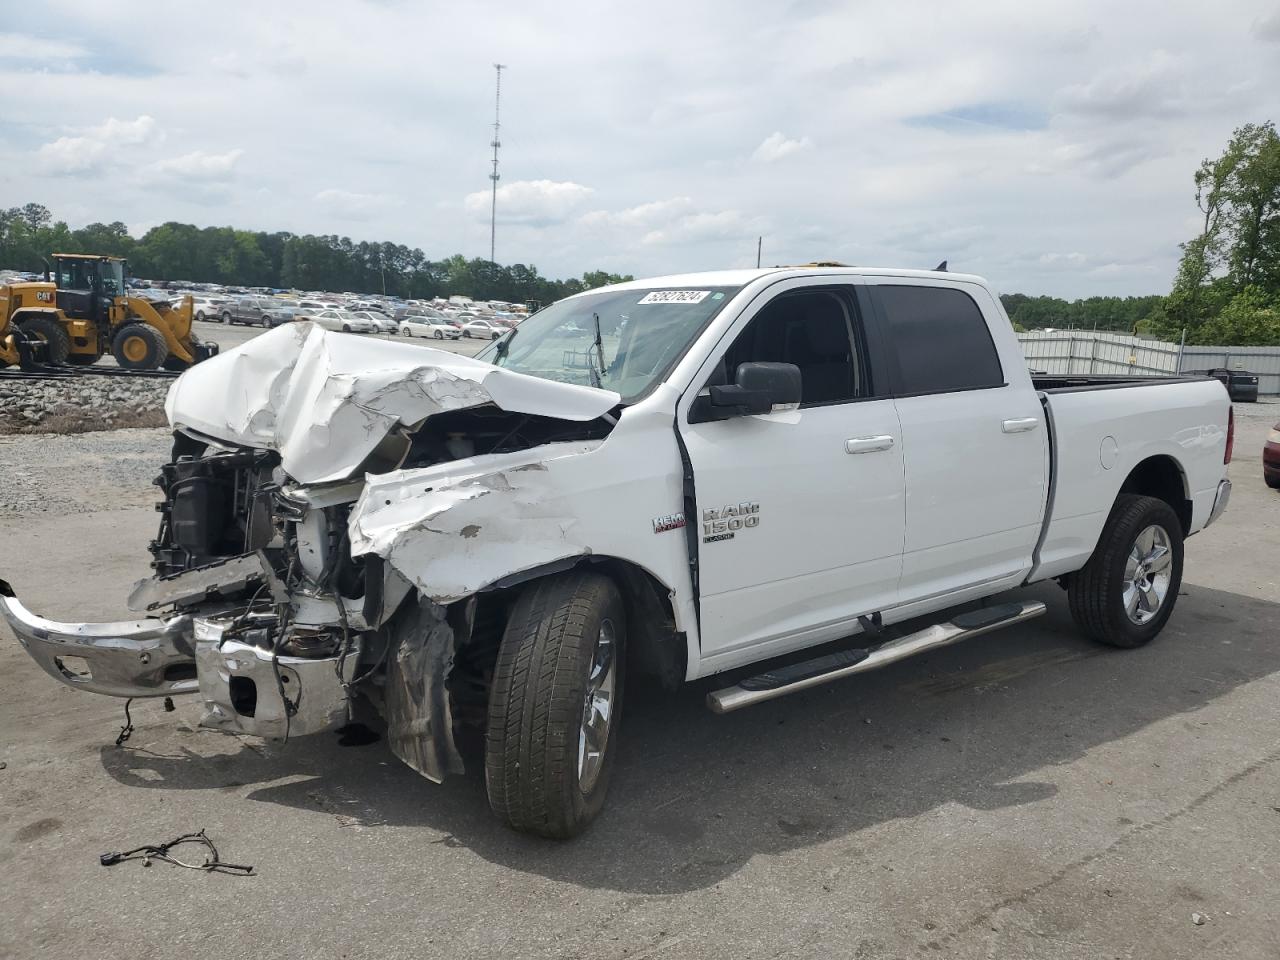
<box><xmin>0</xmin><ymin>254</ymin><xmax>218</xmax><ymax>371</ymax></box>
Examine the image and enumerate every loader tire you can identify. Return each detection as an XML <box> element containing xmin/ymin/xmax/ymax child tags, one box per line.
<box><xmin>112</xmin><ymin>324</ymin><xmax>169</xmax><ymax>370</ymax></box>
<box><xmin>18</xmin><ymin>316</ymin><xmax>71</xmax><ymax>365</ymax></box>
<box><xmin>1068</xmin><ymin>494</ymin><xmax>1183</xmax><ymax>648</ymax></box>
<box><xmin>485</xmin><ymin>570</ymin><xmax>626</xmax><ymax>839</ymax></box>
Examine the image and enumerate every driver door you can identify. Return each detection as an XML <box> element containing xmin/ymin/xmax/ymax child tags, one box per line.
<box><xmin>679</xmin><ymin>280</ymin><xmax>905</xmax><ymax>669</ymax></box>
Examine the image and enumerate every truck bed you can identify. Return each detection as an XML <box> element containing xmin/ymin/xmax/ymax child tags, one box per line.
<box><xmin>1032</xmin><ymin>374</ymin><xmax>1212</xmax><ymax>393</ymax></box>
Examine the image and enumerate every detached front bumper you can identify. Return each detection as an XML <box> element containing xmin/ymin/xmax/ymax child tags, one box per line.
<box><xmin>0</xmin><ymin>578</ymin><xmax>197</xmax><ymax>699</ymax></box>
<box><xmin>0</xmin><ymin>579</ymin><xmax>355</xmax><ymax>739</ymax></box>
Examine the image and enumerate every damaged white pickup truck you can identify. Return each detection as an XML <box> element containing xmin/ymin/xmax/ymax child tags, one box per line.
<box><xmin>2</xmin><ymin>266</ymin><xmax>1234</xmax><ymax>837</ymax></box>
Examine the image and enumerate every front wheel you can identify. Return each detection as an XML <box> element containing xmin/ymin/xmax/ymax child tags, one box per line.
<box><xmin>1068</xmin><ymin>494</ymin><xmax>1184</xmax><ymax>648</ymax></box>
<box><xmin>433</xmin><ymin>330</ymin><xmax>443</xmax><ymax>339</ymax></box>
<box><xmin>221</xmin><ymin>312</ymin><xmax>232</xmax><ymax>324</ymax></box>
<box><xmin>485</xmin><ymin>571</ymin><xmax>625</xmax><ymax>839</ymax></box>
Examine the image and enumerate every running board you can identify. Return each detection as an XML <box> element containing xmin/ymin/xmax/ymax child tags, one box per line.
<box><xmin>706</xmin><ymin>600</ymin><xmax>1047</xmax><ymax>714</ymax></box>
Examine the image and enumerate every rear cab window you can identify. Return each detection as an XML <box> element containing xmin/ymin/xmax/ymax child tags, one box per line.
<box><xmin>872</xmin><ymin>284</ymin><xmax>1004</xmax><ymax>396</ymax></box>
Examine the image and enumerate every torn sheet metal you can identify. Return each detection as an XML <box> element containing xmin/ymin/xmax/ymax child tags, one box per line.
<box><xmin>165</xmin><ymin>322</ymin><xmax>620</xmax><ymax>485</ymax></box>
<box><xmin>348</xmin><ymin>441</ymin><xmax>603</xmax><ymax>603</ymax></box>
<box><xmin>383</xmin><ymin>598</ymin><xmax>465</xmax><ymax>782</ymax></box>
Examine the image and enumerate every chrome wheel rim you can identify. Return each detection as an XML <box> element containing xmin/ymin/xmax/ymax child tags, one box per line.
<box><xmin>577</xmin><ymin>618</ymin><xmax>617</xmax><ymax>792</ymax></box>
<box><xmin>1123</xmin><ymin>524</ymin><xmax>1173</xmax><ymax>624</ymax></box>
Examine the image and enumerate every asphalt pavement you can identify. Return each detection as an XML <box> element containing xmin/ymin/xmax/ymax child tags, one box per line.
<box><xmin>0</xmin><ymin>402</ymin><xmax>1277</xmax><ymax>960</ymax></box>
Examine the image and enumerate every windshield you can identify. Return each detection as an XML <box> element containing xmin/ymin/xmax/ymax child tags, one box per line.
<box><xmin>478</xmin><ymin>285</ymin><xmax>741</xmax><ymax>402</ymax></box>
<box><xmin>101</xmin><ymin>260</ymin><xmax>125</xmax><ymax>295</ymax></box>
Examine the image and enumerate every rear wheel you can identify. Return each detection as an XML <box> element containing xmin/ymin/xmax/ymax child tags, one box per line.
<box><xmin>221</xmin><ymin>311</ymin><xmax>232</xmax><ymax>324</ymax></box>
<box><xmin>18</xmin><ymin>316</ymin><xmax>71</xmax><ymax>364</ymax></box>
<box><xmin>111</xmin><ymin>324</ymin><xmax>169</xmax><ymax>370</ymax></box>
<box><xmin>433</xmin><ymin>330</ymin><xmax>443</xmax><ymax>339</ymax></box>
<box><xmin>1068</xmin><ymin>494</ymin><xmax>1184</xmax><ymax>648</ymax></box>
<box><xmin>260</xmin><ymin>315</ymin><xmax>271</xmax><ymax>328</ymax></box>
<box><xmin>485</xmin><ymin>571</ymin><xmax>625</xmax><ymax>838</ymax></box>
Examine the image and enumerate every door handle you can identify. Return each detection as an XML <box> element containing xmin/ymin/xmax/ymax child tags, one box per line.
<box><xmin>845</xmin><ymin>435</ymin><xmax>895</xmax><ymax>454</ymax></box>
<box><xmin>1002</xmin><ymin>417</ymin><xmax>1040</xmax><ymax>434</ymax></box>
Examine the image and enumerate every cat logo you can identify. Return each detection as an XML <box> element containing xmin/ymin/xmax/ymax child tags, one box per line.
<box><xmin>702</xmin><ymin>501</ymin><xmax>760</xmax><ymax>542</ymax></box>
<box><xmin>36</xmin><ymin>291</ymin><xmax>53</xmax><ymax>302</ymax></box>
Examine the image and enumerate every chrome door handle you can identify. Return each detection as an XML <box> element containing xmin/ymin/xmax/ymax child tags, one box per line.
<box><xmin>845</xmin><ymin>435</ymin><xmax>895</xmax><ymax>454</ymax></box>
<box><xmin>1001</xmin><ymin>418</ymin><xmax>1040</xmax><ymax>434</ymax></box>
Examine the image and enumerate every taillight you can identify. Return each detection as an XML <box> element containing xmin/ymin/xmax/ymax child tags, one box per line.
<box><xmin>1225</xmin><ymin>406</ymin><xmax>1234</xmax><ymax>465</ymax></box>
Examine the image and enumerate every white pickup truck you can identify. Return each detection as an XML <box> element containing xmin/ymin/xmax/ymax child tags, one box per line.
<box><xmin>2</xmin><ymin>265</ymin><xmax>1234</xmax><ymax>838</ymax></box>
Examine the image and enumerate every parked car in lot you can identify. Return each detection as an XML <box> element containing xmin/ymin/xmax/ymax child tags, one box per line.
<box><xmin>400</xmin><ymin>315</ymin><xmax>462</xmax><ymax>339</ymax></box>
<box><xmin>189</xmin><ymin>295</ymin><xmax>227</xmax><ymax>321</ymax></box>
<box><xmin>1195</xmin><ymin>367</ymin><xmax>1259</xmax><ymax>402</ymax></box>
<box><xmin>461</xmin><ymin>317</ymin><xmax>504</xmax><ymax>339</ymax></box>
<box><xmin>307</xmin><ymin>309</ymin><xmax>376</xmax><ymax>333</ymax></box>
<box><xmin>1265</xmin><ymin>422</ymin><xmax>1280</xmax><ymax>489</ymax></box>
<box><xmin>1</xmin><ymin>265</ymin><xmax>1234</xmax><ymax>840</ymax></box>
<box><xmin>219</xmin><ymin>297</ymin><xmax>295</xmax><ymax>327</ymax></box>
<box><xmin>350</xmin><ymin>310</ymin><xmax>398</xmax><ymax>335</ymax></box>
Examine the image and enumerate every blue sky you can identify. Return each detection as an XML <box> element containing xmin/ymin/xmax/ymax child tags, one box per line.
<box><xmin>1</xmin><ymin>0</ymin><xmax>1278</xmax><ymax>298</ymax></box>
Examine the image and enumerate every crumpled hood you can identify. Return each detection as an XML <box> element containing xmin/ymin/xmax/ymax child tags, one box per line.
<box><xmin>165</xmin><ymin>322</ymin><xmax>620</xmax><ymax>484</ymax></box>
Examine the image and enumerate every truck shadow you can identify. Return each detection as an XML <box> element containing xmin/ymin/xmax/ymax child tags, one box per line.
<box><xmin>99</xmin><ymin>581</ymin><xmax>1280</xmax><ymax>895</ymax></box>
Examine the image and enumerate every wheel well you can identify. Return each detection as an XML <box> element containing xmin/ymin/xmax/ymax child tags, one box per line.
<box><xmin>447</xmin><ymin>557</ymin><xmax>686</xmax><ymax>735</ymax></box>
<box><xmin>1118</xmin><ymin>455</ymin><xmax>1191</xmax><ymax>534</ymax></box>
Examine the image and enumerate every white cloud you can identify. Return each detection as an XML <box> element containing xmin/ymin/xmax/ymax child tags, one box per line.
<box><xmin>464</xmin><ymin>179</ymin><xmax>595</xmax><ymax>226</ymax></box>
<box><xmin>0</xmin><ymin>33</ymin><xmax>85</xmax><ymax>61</ymax></box>
<box><xmin>1038</xmin><ymin>252</ymin><xmax>1089</xmax><ymax>266</ymax></box>
<box><xmin>579</xmin><ymin>197</ymin><xmax>695</xmax><ymax>228</ymax></box>
<box><xmin>36</xmin><ymin>115</ymin><xmax>160</xmax><ymax>175</ymax></box>
<box><xmin>642</xmin><ymin>209</ymin><xmax>752</xmax><ymax>246</ymax></box>
<box><xmin>751</xmin><ymin>132</ymin><xmax>814</xmax><ymax>163</ymax></box>
<box><xmin>315</xmin><ymin>188</ymin><xmax>392</xmax><ymax>220</ymax></box>
<box><xmin>1254</xmin><ymin>11</ymin><xmax>1280</xmax><ymax>42</ymax></box>
<box><xmin>146</xmin><ymin>149</ymin><xmax>243</xmax><ymax>183</ymax></box>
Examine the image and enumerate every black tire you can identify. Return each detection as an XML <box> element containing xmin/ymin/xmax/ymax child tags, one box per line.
<box><xmin>433</xmin><ymin>330</ymin><xmax>443</xmax><ymax>339</ymax></box>
<box><xmin>65</xmin><ymin>353</ymin><xmax>101</xmax><ymax>367</ymax></box>
<box><xmin>18</xmin><ymin>316</ymin><xmax>71</xmax><ymax>364</ymax></box>
<box><xmin>221</xmin><ymin>312</ymin><xmax>232</xmax><ymax>324</ymax></box>
<box><xmin>486</xmin><ymin>571</ymin><xmax>626</xmax><ymax>839</ymax></box>
<box><xmin>463</xmin><ymin>330</ymin><xmax>471</xmax><ymax>338</ymax></box>
<box><xmin>260</xmin><ymin>316</ymin><xmax>271</xmax><ymax>328</ymax></box>
<box><xmin>1068</xmin><ymin>494</ymin><xmax>1184</xmax><ymax>648</ymax></box>
<box><xmin>162</xmin><ymin>355</ymin><xmax>192</xmax><ymax>372</ymax></box>
<box><xmin>111</xmin><ymin>324</ymin><xmax>169</xmax><ymax>370</ymax></box>
<box><xmin>195</xmin><ymin>310</ymin><xmax>206</xmax><ymax>322</ymax></box>
<box><xmin>342</xmin><ymin>324</ymin><xmax>351</xmax><ymax>333</ymax></box>
<box><xmin>1266</xmin><ymin>472</ymin><xmax>1280</xmax><ymax>490</ymax></box>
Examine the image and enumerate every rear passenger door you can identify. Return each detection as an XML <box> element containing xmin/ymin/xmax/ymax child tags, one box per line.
<box><xmin>867</xmin><ymin>280</ymin><xmax>1047</xmax><ymax>603</ymax></box>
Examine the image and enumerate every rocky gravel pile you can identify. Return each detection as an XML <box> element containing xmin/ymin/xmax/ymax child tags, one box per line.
<box><xmin>0</xmin><ymin>376</ymin><xmax>171</xmax><ymax>434</ymax></box>
<box><xmin>0</xmin><ymin>427</ymin><xmax>172</xmax><ymax>515</ymax></box>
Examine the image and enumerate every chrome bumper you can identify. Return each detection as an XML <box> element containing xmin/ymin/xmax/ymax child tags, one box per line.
<box><xmin>1207</xmin><ymin>478</ymin><xmax>1232</xmax><ymax>528</ymax></box>
<box><xmin>0</xmin><ymin>579</ymin><xmax>355</xmax><ymax>739</ymax></box>
<box><xmin>0</xmin><ymin>578</ymin><xmax>197</xmax><ymax>698</ymax></box>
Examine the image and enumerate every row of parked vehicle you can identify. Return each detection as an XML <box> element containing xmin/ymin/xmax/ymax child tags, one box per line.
<box><xmin>180</xmin><ymin>294</ymin><xmax>523</xmax><ymax>341</ymax></box>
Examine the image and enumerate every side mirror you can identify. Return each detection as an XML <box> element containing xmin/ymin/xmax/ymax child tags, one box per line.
<box><xmin>701</xmin><ymin>361</ymin><xmax>802</xmax><ymax>420</ymax></box>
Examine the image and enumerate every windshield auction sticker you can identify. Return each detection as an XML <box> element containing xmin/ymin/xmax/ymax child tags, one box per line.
<box><xmin>637</xmin><ymin>290</ymin><xmax>710</xmax><ymax>304</ymax></box>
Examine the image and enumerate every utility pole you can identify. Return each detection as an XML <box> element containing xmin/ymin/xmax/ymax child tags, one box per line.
<box><xmin>489</xmin><ymin>63</ymin><xmax>506</xmax><ymax>265</ymax></box>
<box><xmin>756</xmin><ymin>236</ymin><xmax>762</xmax><ymax>268</ymax></box>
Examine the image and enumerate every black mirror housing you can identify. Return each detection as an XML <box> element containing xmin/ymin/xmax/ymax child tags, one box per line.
<box><xmin>702</xmin><ymin>361</ymin><xmax>802</xmax><ymax>419</ymax></box>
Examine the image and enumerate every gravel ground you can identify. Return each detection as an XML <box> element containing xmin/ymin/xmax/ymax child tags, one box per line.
<box><xmin>0</xmin><ymin>427</ymin><xmax>170</xmax><ymax>515</ymax></box>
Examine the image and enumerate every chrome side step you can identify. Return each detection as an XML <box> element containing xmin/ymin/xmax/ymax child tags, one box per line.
<box><xmin>707</xmin><ymin>600</ymin><xmax>1047</xmax><ymax>714</ymax></box>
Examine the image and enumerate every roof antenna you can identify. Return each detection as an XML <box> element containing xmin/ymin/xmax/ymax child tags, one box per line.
<box><xmin>933</xmin><ymin>260</ymin><xmax>948</xmax><ymax>272</ymax></box>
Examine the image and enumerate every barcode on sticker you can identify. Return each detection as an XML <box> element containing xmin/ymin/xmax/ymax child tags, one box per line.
<box><xmin>637</xmin><ymin>290</ymin><xmax>710</xmax><ymax>304</ymax></box>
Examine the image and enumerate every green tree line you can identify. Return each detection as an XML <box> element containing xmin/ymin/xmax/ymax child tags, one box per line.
<box><xmin>0</xmin><ymin>205</ymin><xmax>631</xmax><ymax>305</ymax></box>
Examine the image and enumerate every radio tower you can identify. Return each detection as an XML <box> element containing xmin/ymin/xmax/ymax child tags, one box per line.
<box><xmin>489</xmin><ymin>63</ymin><xmax>506</xmax><ymax>264</ymax></box>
